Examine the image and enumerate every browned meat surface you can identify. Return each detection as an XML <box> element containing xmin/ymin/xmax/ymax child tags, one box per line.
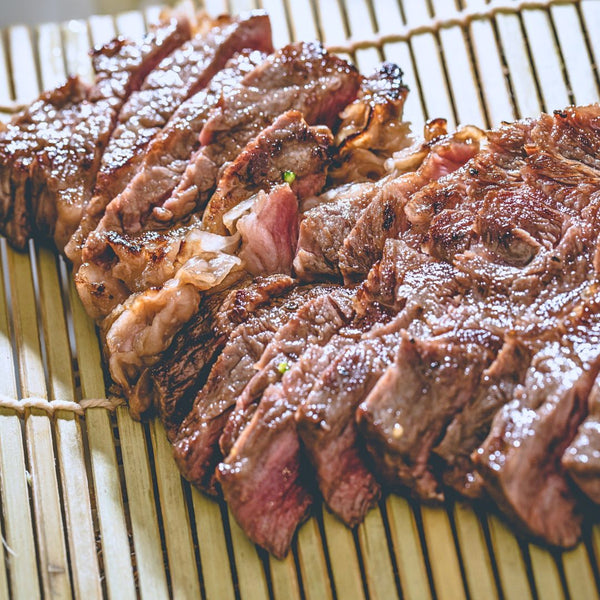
<box><xmin>145</xmin><ymin>274</ymin><xmax>295</xmax><ymax>429</ymax></box>
<box><xmin>339</xmin><ymin>125</ymin><xmax>483</xmax><ymax>283</ymax></box>
<box><xmin>66</xmin><ymin>49</ymin><xmax>268</xmax><ymax>266</ymax></box>
<box><xmin>294</xmin><ymin>180</ymin><xmax>382</xmax><ymax>281</ymax></box>
<box><xmin>203</xmin><ymin>109</ymin><xmax>332</xmax><ymax>234</ymax></box>
<box><xmin>76</xmin><ymin>110</ymin><xmax>332</xmax><ymax>319</ymax></box>
<box><xmin>0</xmin><ymin>77</ymin><xmax>88</xmax><ymax>249</ymax></box>
<box><xmin>160</xmin><ymin>42</ymin><xmax>360</xmax><ymax>231</ymax></box>
<box><xmin>0</xmin><ymin>18</ymin><xmax>191</xmax><ymax>251</ymax></box>
<box><xmin>219</xmin><ymin>286</ymin><xmax>356</xmax><ymax>456</ymax></box>
<box><xmin>6</xmin><ymin>6</ymin><xmax>600</xmax><ymax>558</ymax></box>
<box><xmin>563</xmin><ymin>373</ymin><xmax>600</xmax><ymax>504</ymax></box>
<box><xmin>330</xmin><ymin>62</ymin><xmax>411</xmax><ymax>184</ymax></box>
<box><xmin>172</xmin><ymin>284</ymin><xmax>326</xmax><ymax>493</ymax></box>
<box><xmin>76</xmin><ymin>13</ymin><xmax>273</xmax><ymax>262</ymax></box>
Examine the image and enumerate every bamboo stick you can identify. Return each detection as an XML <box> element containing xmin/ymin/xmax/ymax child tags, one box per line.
<box><xmin>0</xmin><ymin>248</ymin><xmax>40</xmax><ymax>600</ymax></box>
<box><xmin>385</xmin><ymin>497</ymin><xmax>431</xmax><ymax>600</ymax></box>
<box><xmin>226</xmin><ymin>507</ymin><xmax>271</xmax><ymax>600</ymax></box>
<box><xmin>63</xmin><ymin>15</ymin><xmax>138</xmax><ymax>600</ymax></box>
<box><xmin>190</xmin><ymin>490</ymin><xmax>237</xmax><ymax>600</ymax></box>
<box><xmin>400</xmin><ymin>0</ymin><xmax>456</xmax><ymax>127</ymax></box>
<box><xmin>35</xmin><ymin>22</ymin><xmax>103</xmax><ymax>599</ymax></box>
<box><xmin>148</xmin><ymin>421</ymin><xmax>202</xmax><ymax>600</ymax></box>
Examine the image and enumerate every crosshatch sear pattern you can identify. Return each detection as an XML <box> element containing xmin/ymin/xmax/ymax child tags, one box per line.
<box><xmin>0</xmin><ymin>0</ymin><xmax>598</xmax><ymax>598</ymax></box>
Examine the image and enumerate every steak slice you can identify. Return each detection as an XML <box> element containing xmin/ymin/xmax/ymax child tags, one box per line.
<box><xmin>219</xmin><ymin>285</ymin><xmax>356</xmax><ymax>456</ymax></box>
<box><xmin>145</xmin><ymin>274</ymin><xmax>295</xmax><ymax>429</ymax></box>
<box><xmin>433</xmin><ymin>337</ymin><xmax>532</xmax><ymax>498</ymax></box>
<box><xmin>329</xmin><ymin>62</ymin><xmax>411</xmax><ymax>185</ymax></box>
<box><xmin>172</xmin><ymin>284</ymin><xmax>325</xmax><ymax>492</ymax></box>
<box><xmin>0</xmin><ymin>77</ymin><xmax>87</xmax><ymax>249</ymax></box>
<box><xmin>293</xmin><ymin>180</ymin><xmax>382</xmax><ymax>281</ymax></box>
<box><xmin>339</xmin><ymin>126</ymin><xmax>483</xmax><ymax>283</ymax></box>
<box><xmin>474</xmin><ymin>301</ymin><xmax>600</xmax><ymax>548</ymax></box>
<box><xmin>78</xmin><ymin>13</ymin><xmax>273</xmax><ymax>261</ymax></box>
<box><xmin>236</xmin><ymin>183</ymin><xmax>299</xmax><ymax>275</ymax></box>
<box><xmin>0</xmin><ymin>17</ymin><xmax>191</xmax><ymax>250</ymax></box>
<box><xmin>157</xmin><ymin>41</ymin><xmax>360</xmax><ymax>232</ymax></box>
<box><xmin>358</xmin><ymin>328</ymin><xmax>501</xmax><ymax>500</ymax></box>
<box><xmin>563</xmin><ymin>373</ymin><xmax>600</xmax><ymax>504</ymax></box>
<box><xmin>66</xmin><ymin>49</ymin><xmax>267</xmax><ymax>266</ymax></box>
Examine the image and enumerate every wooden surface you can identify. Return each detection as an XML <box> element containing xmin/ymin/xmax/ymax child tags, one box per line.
<box><xmin>0</xmin><ymin>0</ymin><xmax>599</xmax><ymax>599</ymax></box>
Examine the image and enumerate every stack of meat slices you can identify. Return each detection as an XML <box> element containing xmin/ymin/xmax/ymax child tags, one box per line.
<box><xmin>0</xmin><ymin>7</ymin><xmax>598</xmax><ymax>559</ymax></box>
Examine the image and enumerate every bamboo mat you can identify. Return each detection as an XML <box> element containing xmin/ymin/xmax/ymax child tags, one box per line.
<box><xmin>0</xmin><ymin>0</ymin><xmax>599</xmax><ymax>598</ymax></box>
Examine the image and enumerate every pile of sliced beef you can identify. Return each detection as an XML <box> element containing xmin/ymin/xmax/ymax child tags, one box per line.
<box><xmin>1</xmin><ymin>7</ymin><xmax>599</xmax><ymax>559</ymax></box>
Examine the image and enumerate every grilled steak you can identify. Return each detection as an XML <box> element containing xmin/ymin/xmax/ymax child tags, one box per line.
<box><xmin>77</xmin><ymin>110</ymin><xmax>332</xmax><ymax>319</ymax></box>
<box><xmin>357</xmin><ymin>107</ymin><xmax>600</xmax><ymax>546</ymax></box>
<box><xmin>433</xmin><ymin>337</ymin><xmax>532</xmax><ymax>497</ymax></box>
<box><xmin>172</xmin><ymin>284</ymin><xmax>326</xmax><ymax>492</ymax></box>
<box><xmin>217</xmin><ymin>301</ymin><xmax>388</xmax><ymax>555</ymax></box>
<box><xmin>219</xmin><ymin>286</ymin><xmax>356</xmax><ymax>456</ymax></box>
<box><xmin>77</xmin><ymin>13</ymin><xmax>273</xmax><ymax>262</ymax></box>
<box><xmin>66</xmin><ymin>49</ymin><xmax>268</xmax><ymax>266</ymax></box>
<box><xmin>0</xmin><ymin>17</ymin><xmax>191</xmax><ymax>250</ymax></box>
<box><xmin>563</xmin><ymin>373</ymin><xmax>600</xmax><ymax>504</ymax></box>
<box><xmin>5</xmin><ymin>4</ymin><xmax>600</xmax><ymax>558</ymax></box>
<box><xmin>158</xmin><ymin>42</ymin><xmax>360</xmax><ymax>232</ymax></box>
<box><xmin>329</xmin><ymin>62</ymin><xmax>411</xmax><ymax>185</ymax></box>
<box><xmin>146</xmin><ymin>274</ymin><xmax>295</xmax><ymax>429</ymax></box>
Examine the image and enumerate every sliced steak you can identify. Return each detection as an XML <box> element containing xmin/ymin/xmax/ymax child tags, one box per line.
<box><xmin>474</xmin><ymin>302</ymin><xmax>600</xmax><ymax>548</ymax></box>
<box><xmin>563</xmin><ymin>373</ymin><xmax>600</xmax><ymax>504</ymax></box>
<box><xmin>203</xmin><ymin>109</ymin><xmax>333</xmax><ymax>234</ymax></box>
<box><xmin>66</xmin><ymin>49</ymin><xmax>267</xmax><ymax>266</ymax></box>
<box><xmin>145</xmin><ymin>274</ymin><xmax>295</xmax><ymax>429</ymax></box>
<box><xmin>358</xmin><ymin>328</ymin><xmax>501</xmax><ymax>500</ymax></box>
<box><xmin>219</xmin><ymin>285</ymin><xmax>356</xmax><ymax>456</ymax></box>
<box><xmin>294</xmin><ymin>180</ymin><xmax>382</xmax><ymax>281</ymax></box>
<box><xmin>159</xmin><ymin>42</ymin><xmax>360</xmax><ymax>232</ymax></box>
<box><xmin>216</xmin><ymin>333</ymin><xmax>355</xmax><ymax>558</ymax></box>
<box><xmin>79</xmin><ymin>13</ymin><xmax>273</xmax><ymax>260</ymax></box>
<box><xmin>172</xmin><ymin>284</ymin><xmax>325</xmax><ymax>492</ymax></box>
<box><xmin>77</xmin><ymin>110</ymin><xmax>332</xmax><ymax>319</ymax></box>
<box><xmin>330</xmin><ymin>62</ymin><xmax>410</xmax><ymax>185</ymax></box>
<box><xmin>0</xmin><ymin>17</ymin><xmax>191</xmax><ymax>250</ymax></box>
<box><xmin>339</xmin><ymin>126</ymin><xmax>483</xmax><ymax>283</ymax></box>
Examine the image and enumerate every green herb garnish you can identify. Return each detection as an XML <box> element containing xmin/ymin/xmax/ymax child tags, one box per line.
<box><xmin>277</xmin><ymin>361</ymin><xmax>290</xmax><ymax>374</ymax></box>
<box><xmin>282</xmin><ymin>170</ymin><xmax>296</xmax><ymax>184</ymax></box>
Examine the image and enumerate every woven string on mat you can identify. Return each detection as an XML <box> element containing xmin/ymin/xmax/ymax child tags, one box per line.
<box><xmin>0</xmin><ymin>393</ymin><xmax>126</xmax><ymax>416</ymax></box>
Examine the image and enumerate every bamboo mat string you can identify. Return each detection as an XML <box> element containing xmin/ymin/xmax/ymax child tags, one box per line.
<box><xmin>0</xmin><ymin>393</ymin><xmax>125</xmax><ymax>416</ymax></box>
